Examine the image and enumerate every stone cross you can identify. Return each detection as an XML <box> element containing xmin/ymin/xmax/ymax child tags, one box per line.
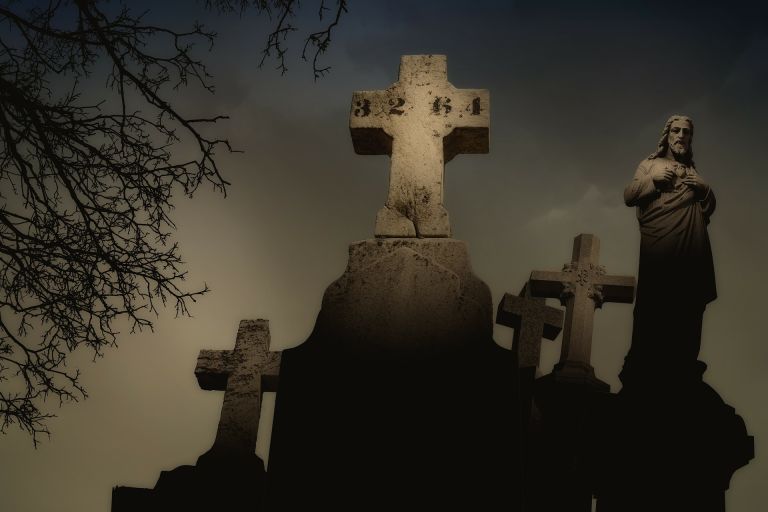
<box><xmin>349</xmin><ymin>54</ymin><xmax>489</xmax><ymax>238</ymax></box>
<box><xmin>529</xmin><ymin>234</ymin><xmax>635</xmax><ymax>389</ymax></box>
<box><xmin>497</xmin><ymin>283</ymin><xmax>564</xmax><ymax>369</ymax></box>
<box><xmin>195</xmin><ymin>319</ymin><xmax>281</xmax><ymax>457</ymax></box>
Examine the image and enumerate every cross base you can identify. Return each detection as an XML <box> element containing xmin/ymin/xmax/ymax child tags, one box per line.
<box><xmin>551</xmin><ymin>360</ymin><xmax>610</xmax><ymax>392</ymax></box>
<box><xmin>375</xmin><ymin>204</ymin><xmax>451</xmax><ymax>238</ymax></box>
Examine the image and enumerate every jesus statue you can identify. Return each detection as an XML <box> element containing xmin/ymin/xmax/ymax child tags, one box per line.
<box><xmin>621</xmin><ymin>114</ymin><xmax>716</xmax><ymax>386</ymax></box>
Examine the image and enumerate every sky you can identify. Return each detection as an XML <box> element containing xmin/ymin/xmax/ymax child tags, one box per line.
<box><xmin>1</xmin><ymin>1</ymin><xmax>767</xmax><ymax>510</ymax></box>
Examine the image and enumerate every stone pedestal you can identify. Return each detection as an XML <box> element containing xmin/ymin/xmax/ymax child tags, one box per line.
<box><xmin>265</xmin><ymin>239</ymin><xmax>522</xmax><ymax>510</ymax></box>
<box><xmin>588</xmin><ymin>361</ymin><xmax>754</xmax><ymax>512</ymax></box>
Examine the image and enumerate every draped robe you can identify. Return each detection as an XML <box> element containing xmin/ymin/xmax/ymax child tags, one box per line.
<box><xmin>622</xmin><ymin>157</ymin><xmax>716</xmax><ymax>383</ymax></box>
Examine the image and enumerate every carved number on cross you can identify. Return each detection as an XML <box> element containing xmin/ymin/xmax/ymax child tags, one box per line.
<box><xmin>389</xmin><ymin>97</ymin><xmax>405</xmax><ymax>115</ymax></box>
<box><xmin>354</xmin><ymin>99</ymin><xmax>371</xmax><ymax>117</ymax></box>
<box><xmin>432</xmin><ymin>96</ymin><xmax>483</xmax><ymax>116</ymax></box>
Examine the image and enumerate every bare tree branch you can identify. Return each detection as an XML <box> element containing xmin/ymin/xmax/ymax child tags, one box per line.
<box><xmin>0</xmin><ymin>0</ymin><xmax>347</xmax><ymax>445</ymax></box>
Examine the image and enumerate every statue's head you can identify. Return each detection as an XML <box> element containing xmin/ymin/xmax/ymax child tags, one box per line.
<box><xmin>650</xmin><ymin>115</ymin><xmax>694</xmax><ymax>165</ymax></box>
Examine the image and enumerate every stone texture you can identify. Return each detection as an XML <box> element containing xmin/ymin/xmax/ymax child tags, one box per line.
<box><xmin>350</xmin><ymin>55</ymin><xmax>489</xmax><ymax>237</ymax></box>
<box><xmin>319</xmin><ymin>238</ymin><xmax>492</xmax><ymax>351</ymax></box>
<box><xmin>497</xmin><ymin>283</ymin><xmax>564</xmax><ymax>369</ymax></box>
<box><xmin>529</xmin><ymin>234</ymin><xmax>635</xmax><ymax>390</ymax></box>
<box><xmin>195</xmin><ymin>319</ymin><xmax>280</xmax><ymax>459</ymax></box>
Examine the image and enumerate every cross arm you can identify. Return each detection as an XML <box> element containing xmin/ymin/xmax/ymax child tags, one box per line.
<box><xmin>349</xmin><ymin>89</ymin><xmax>399</xmax><ymax>155</ymax></box>
<box><xmin>529</xmin><ymin>270</ymin><xmax>571</xmax><ymax>299</ymax></box>
<box><xmin>541</xmin><ymin>305</ymin><xmax>565</xmax><ymax>340</ymax></box>
<box><xmin>442</xmin><ymin>87</ymin><xmax>489</xmax><ymax>161</ymax></box>
<box><xmin>595</xmin><ymin>274</ymin><xmax>636</xmax><ymax>303</ymax></box>
<box><xmin>195</xmin><ymin>349</ymin><xmax>234</xmax><ymax>391</ymax></box>
<box><xmin>496</xmin><ymin>292</ymin><xmax>524</xmax><ymax>328</ymax></box>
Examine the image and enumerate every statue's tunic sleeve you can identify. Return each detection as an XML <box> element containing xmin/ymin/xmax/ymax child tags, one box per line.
<box><xmin>624</xmin><ymin>160</ymin><xmax>659</xmax><ymax>207</ymax></box>
<box><xmin>626</xmin><ymin>158</ymin><xmax>717</xmax><ymax>305</ymax></box>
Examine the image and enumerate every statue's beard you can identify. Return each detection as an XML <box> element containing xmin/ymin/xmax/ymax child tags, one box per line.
<box><xmin>670</xmin><ymin>141</ymin><xmax>690</xmax><ymax>159</ymax></box>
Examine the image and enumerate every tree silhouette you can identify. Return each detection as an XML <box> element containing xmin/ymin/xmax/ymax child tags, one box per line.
<box><xmin>0</xmin><ymin>0</ymin><xmax>347</xmax><ymax>444</ymax></box>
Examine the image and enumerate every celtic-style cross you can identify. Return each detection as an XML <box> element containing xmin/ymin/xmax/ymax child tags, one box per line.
<box><xmin>529</xmin><ymin>234</ymin><xmax>635</xmax><ymax>389</ymax></box>
<box><xmin>195</xmin><ymin>319</ymin><xmax>281</xmax><ymax>458</ymax></box>
<box><xmin>349</xmin><ymin>54</ymin><xmax>489</xmax><ymax>237</ymax></box>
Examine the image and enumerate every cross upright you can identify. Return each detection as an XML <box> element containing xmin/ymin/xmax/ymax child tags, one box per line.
<box><xmin>350</xmin><ymin>54</ymin><xmax>489</xmax><ymax>238</ymax></box>
<box><xmin>195</xmin><ymin>319</ymin><xmax>281</xmax><ymax>458</ymax></box>
<box><xmin>529</xmin><ymin>234</ymin><xmax>635</xmax><ymax>390</ymax></box>
<box><xmin>497</xmin><ymin>283</ymin><xmax>564</xmax><ymax>370</ymax></box>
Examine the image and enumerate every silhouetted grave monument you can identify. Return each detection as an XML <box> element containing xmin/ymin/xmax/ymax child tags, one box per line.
<box><xmin>523</xmin><ymin>233</ymin><xmax>635</xmax><ymax>512</ymax></box>
<box><xmin>497</xmin><ymin>283</ymin><xmax>563</xmax><ymax>426</ymax></box>
<box><xmin>589</xmin><ymin>115</ymin><xmax>754</xmax><ymax>512</ymax></box>
<box><xmin>110</xmin><ymin>81</ymin><xmax>755</xmax><ymax>512</ymax></box>
<box><xmin>265</xmin><ymin>55</ymin><xmax>521</xmax><ymax>511</ymax></box>
<box><xmin>497</xmin><ymin>283</ymin><xmax>564</xmax><ymax>511</ymax></box>
<box><xmin>111</xmin><ymin>320</ymin><xmax>279</xmax><ymax>512</ymax></box>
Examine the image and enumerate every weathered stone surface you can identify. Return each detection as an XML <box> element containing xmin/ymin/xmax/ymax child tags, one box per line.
<box><xmin>319</xmin><ymin>238</ymin><xmax>492</xmax><ymax>351</ymax></box>
<box><xmin>497</xmin><ymin>283</ymin><xmax>564</xmax><ymax>369</ymax></box>
<box><xmin>195</xmin><ymin>319</ymin><xmax>280</xmax><ymax>459</ymax></box>
<box><xmin>350</xmin><ymin>55</ymin><xmax>489</xmax><ymax>238</ymax></box>
<box><xmin>266</xmin><ymin>238</ymin><xmax>520</xmax><ymax>511</ymax></box>
<box><xmin>529</xmin><ymin>234</ymin><xmax>635</xmax><ymax>390</ymax></box>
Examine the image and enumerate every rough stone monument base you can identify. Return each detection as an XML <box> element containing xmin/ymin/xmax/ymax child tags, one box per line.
<box><xmin>111</xmin><ymin>452</ymin><xmax>267</xmax><ymax>512</ymax></box>
<box><xmin>265</xmin><ymin>238</ymin><xmax>522</xmax><ymax>511</ymax></box>
<box><xmin>523</xmin><ymin>375</ymin><xmax>611</xmax><ymax>512</ymax></box>
<box><xmin>588</xmin><ymin>360</ymin><xmax>753</xmax><ymax>512</ymax></box>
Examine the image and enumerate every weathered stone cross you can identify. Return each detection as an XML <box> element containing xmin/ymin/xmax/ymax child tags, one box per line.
<box><xmin>350</xmin><ymin>54</ymin><xmax>489</xmax><ymax>238</ymax></box>
<box><xmin>195</xmin><ymin>319</ymin><xmax>281</xmax><ymax>457</ymax></box>
<box><xmin>497</xmin><ymin>283</ymin><xmax>564</xmax><ymax>369</ymax></box>
<box><xmin>529</xmin><ymin>234</ymin><xmax>635</xmax><ymax>389</ymax></box>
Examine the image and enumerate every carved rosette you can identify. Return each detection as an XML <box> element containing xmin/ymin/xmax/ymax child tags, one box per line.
<box><xmin>560</xmin><ymin>263</ymin><xmax>607</xmax><ymax>307</ymax></box>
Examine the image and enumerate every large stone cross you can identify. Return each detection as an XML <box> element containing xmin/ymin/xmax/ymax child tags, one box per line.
<box><xmin>529</xmin><ymin>234</ymin><xmax>635</xmax><ymax>389</ymax></box>
<box><xmin>497</xmin><ymin>283</ymin><xmax>564</xmax><ymax>369</ymax></box>
<box><xmin>195</xmin><ymin>319</ymin><xmax>281</xmax><ymax>457</ymax></box>
<box><xmin>350</xmin><ymin>54</ymin><xmax>489</xmax><ymax>238</ymax></box>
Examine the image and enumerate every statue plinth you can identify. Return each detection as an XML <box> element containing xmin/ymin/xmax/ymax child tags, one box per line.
<box><xmin>590</xmin><ymin>359</ymin><xmax>754</xmax><ymax>512</ymax></box>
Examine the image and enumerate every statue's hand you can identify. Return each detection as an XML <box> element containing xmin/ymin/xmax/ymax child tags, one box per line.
<box><xmin>681</xmin><ymin>175</ymin><xmax>710</xmax><ymax>199</ymax></box>
<box><xmin>651</xmin><ymin>167</ymin><xmax>674</xmax><ymax>187</ymax></box>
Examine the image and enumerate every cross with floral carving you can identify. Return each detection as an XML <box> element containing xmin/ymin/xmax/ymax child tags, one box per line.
<box><xmin>529</xmin><ymin>234</ymin><xmax>635</xmax><ymax>389</ymax></box>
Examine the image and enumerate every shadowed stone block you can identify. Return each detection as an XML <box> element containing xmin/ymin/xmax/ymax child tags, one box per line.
<box><xmin>350</xmin><ymin>55</ymin><xmax>489</xmax><ymax>238</ymax></box>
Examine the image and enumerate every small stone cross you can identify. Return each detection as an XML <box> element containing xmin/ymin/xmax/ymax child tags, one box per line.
<box><xmin>350</xmin><ymin>54</ymin><xmax>489</xmax><ymax>238</ymax></box>
<box><xmin>497</xmin><ymin>283</ymin><xmax>564</xmax><ymax>369</ymax></box>
<box><xmin>195</xmin><ymin>319</ymin><xmax>281</xmax><ymax>456</ymax></box>
<box><xmin>529</xmin><ymin>234</ymin><xmax>635</xmax><ymax>389</ymax></box>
